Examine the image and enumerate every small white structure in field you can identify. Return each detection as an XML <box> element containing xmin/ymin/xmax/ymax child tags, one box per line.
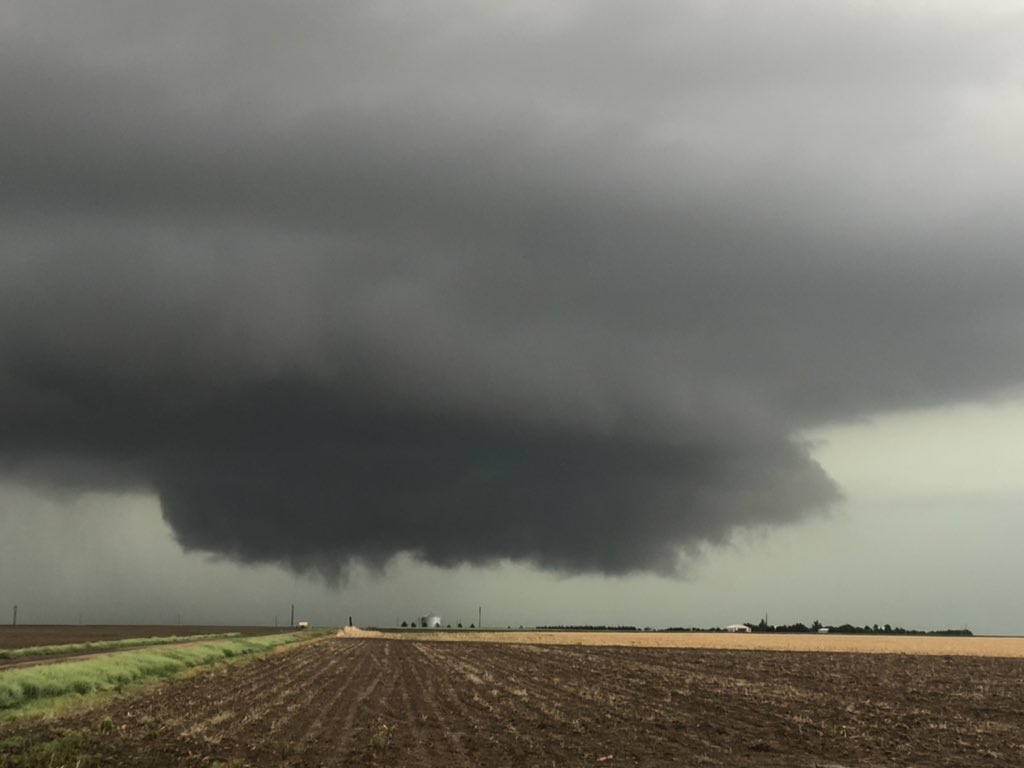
<box><xmin>297</xmin><ymin>620</ymin><xmax>310</xmax><ymax>629</ymax></box>
<box><xmin>725</xmin><ymin>624</ymin><xmax>751</xmax><ymax>633</ymax></box>
<box><xmin>420</xmin><ymin>614</ymin><xmax>442</xmax><ymax>628</ymax></box>
<box><xmin>817</xmin><ymin>627</ymin><xmax>830</xmax><ymax>634</ymax></box>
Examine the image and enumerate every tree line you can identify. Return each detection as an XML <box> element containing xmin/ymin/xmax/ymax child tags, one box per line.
<box><xmin>664</xmin><ymin>620</ymin><xmax>972</xmax><ymax>636</ymax></box>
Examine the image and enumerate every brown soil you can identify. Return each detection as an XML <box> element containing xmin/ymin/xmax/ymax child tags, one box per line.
<box><xmin>0</xmin><ymin>626</ymin><xmax>276</xmax><ymax>651</ymax></box>
<box><xmin>4</xmin><ymin>637</ymin><xmax>1023</xmax><ymax>767</ymax></box>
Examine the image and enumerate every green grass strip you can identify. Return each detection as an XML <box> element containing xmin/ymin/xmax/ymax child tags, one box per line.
<box><xmin>0</xmin><ymin>632</ymin><xmax>245</xmax><ymax>661</ymax></box>
<box><xmin>0</xmin><ymin>634</ymin><xmax>309</xmax><ymax>711</ymax></box>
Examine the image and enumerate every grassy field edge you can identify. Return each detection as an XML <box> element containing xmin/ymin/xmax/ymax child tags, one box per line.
<box><xmin>0</xmin><ymin>632</ymin><xmax>247</xmax><ymax>661</ymax></box>
<box><xmin>0</xmin><ymin>631</ymin><xmax>325</xmax><ymax>714</ymax></box>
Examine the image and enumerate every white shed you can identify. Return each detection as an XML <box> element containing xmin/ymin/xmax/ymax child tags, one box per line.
<box><xmin>725</xmin><ymin>624</ymin><xmax>752</xmax><ymax>633</ymax></box>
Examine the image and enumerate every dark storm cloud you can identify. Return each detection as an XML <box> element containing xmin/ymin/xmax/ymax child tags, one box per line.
<box><xmin>2</xmin><ymin>1</ymin><xmax>1023</xmax><ymax>576</ymax></box>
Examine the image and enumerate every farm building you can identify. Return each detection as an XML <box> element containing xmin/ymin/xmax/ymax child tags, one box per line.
<box><xmin>420</xmin><ymin>614</ymin><xmax>442</xmax><ymax>628</ymax></box>
<box><xmin>725</xmin><ymin>624</ymin><xmax>752</xmax><ymax>633</ymax></box>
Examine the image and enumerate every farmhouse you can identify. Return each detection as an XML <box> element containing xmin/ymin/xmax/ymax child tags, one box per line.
<box><xmin>725</xmin><ymin>624</ymin><xmax>752</xmax><ymax>633</ymax></box>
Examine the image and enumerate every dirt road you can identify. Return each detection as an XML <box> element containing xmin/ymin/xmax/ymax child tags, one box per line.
<box><xmin>0</xmin><ymin>626</ymin><xmax>275</xmax><ymax>651</ymax></box>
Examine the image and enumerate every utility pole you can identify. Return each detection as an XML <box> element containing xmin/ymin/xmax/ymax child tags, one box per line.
<box><xmin>478</xmin><ymin>606</ymin><xmax>482</xmax><ymax>629</ymax></box>
<box><xmin>290</xmin><ymin>604</ymin><xmax>295</xmax><ymax>627</ymax></box>
<box><xmin>12</xmin><ymin>605</ymin><xmax>16</xmax><ymax>627</ymax></box>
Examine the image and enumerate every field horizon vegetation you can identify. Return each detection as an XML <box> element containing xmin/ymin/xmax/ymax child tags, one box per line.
<box><xmin>378</xmin><ymin>620</ymin><xmax>975</xmax><ymax>635</ymax></box>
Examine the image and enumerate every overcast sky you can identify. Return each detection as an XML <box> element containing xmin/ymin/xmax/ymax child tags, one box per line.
<box><xmin>2</xmin><ymin>1</ymin><xmax>1024</xmax><ymax>634</ymax></box>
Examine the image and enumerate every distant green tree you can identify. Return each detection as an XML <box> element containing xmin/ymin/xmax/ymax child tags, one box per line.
<box><xmin>401</xmin><ymin>621</ymin><xmax>408</xmax><ymax>627</ymax></box>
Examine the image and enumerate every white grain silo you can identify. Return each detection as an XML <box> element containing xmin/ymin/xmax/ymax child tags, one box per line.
<box><xmin>420</xmin><ymin>614</ymin><xmax>442</xmax><ymax>628</ymax></box>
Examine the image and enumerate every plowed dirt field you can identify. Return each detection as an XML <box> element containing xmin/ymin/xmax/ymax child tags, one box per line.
<box><xmin>4</xmin><ymin>637</ymin><xmax>1023</xmax><ymax>767</ymax></box>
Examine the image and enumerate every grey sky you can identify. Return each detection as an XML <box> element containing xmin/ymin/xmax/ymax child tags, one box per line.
<box><xmin>2</xmin><ymin>1</ymin><xmax>1024</xmax><ymax>630</ymax></box>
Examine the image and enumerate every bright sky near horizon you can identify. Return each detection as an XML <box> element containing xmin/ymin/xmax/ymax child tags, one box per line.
<box><xmin>2</xmin><ymin>1</ymin><xmax>1024</xmax><ymax>635</ymax></box>
<box><xmin>4</xmin><ymin>397</ymin><xmax>1023</xmax><ymax>634</ymax></box>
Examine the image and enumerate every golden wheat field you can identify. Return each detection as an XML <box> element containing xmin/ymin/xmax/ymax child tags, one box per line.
<box><xmin>385</xmin><ymin>629</ymin><xmax>1024</xmax><ymax>657</ymax></box>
